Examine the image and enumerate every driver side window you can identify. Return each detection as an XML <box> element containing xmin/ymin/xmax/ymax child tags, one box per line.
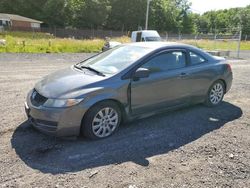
<box><xmin>142</xmin><ymin>51</ymin><xmax>187</xmax><ymax>73</ymax></box>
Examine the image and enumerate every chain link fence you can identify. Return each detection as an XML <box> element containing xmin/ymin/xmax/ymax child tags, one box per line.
<box><xmin>1</xmin><ymin>26</ymin><xmax>249</xmax><ymax>59</ymax></box>
<box><xmin>5</xmin><ymin>26</ymin><xmax>126</xmax><ymax>39</ymax></box>
<box><xmin>160</xmin><ymin>29</ymin><xmax>250</xmax><ymax>59</ymax></box>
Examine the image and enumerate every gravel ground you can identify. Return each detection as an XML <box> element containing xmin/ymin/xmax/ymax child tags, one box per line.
<box><xmin>0</xmin><ymin>53</ymin><xmax>249</xmax><ymax>188</ymax></box>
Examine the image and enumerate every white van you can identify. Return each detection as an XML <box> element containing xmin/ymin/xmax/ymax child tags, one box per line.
<box><xmin>101</xmin><ymin>30</ymin><xmax>161</xmax><ymax>51</ymax></box>
<box><xmin>131</xmin><ymin>30</ymin><xmax>161</xmax><ymax>42</ymax></box>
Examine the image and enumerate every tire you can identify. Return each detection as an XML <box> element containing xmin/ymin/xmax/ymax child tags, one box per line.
<box><xmin>205</xmin><ymin>80</ymin><xmax>225</xmax><ymax>107</ymax></box>
<box><xmin>82</xmin><ymin>101</ymin><xmax>121</xmax><ymax>139</ymax></box>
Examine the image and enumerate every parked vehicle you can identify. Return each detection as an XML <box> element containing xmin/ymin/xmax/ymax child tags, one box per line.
<box><xmin>131</xmin><ymin>30</ymin><xmax>161</xmax><ymax>42</ymax></box>
<box><xmin>102</xmin><ymin>30</ymin><xmax>161</xmax><ymax>51</ymax></box>
<box><xmin>102</xmin><ymin>41</ymin><xmax>121</xmax><ymax>52</ymax></box>
<box><xmin>25</xmin><ymin>42</ymin><xmax>233</xmax><ymax>139</ymax></box>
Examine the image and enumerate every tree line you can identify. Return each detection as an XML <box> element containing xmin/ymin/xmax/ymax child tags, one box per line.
<box><xmin>0</xmin><ymin>0</ymin><xmax>249</xmax><ymax>35</ymax></box>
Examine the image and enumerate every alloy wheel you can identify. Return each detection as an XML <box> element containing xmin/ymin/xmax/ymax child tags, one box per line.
<box><xmin>92</xmin><ymin>107</ymin><xmax>119</xmax><ymax>138</ymax></box>
<box><xmin>209</xmin><ymin>83</ymin><xmax>224</xmax><ymax>105</ymax></box>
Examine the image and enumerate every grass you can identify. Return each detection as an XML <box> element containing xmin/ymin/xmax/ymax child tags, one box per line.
<box><xmin>0</xmin><ymin>37</ymin><xmax>105</xmax><ymax>53</ymax></box>
<box><xmin>0</xmin><ymin>31</ymin><xmax>106</xmax><ymax>53</ymax></box>
<box><xmin>0</xmin><ymin>31</ymin><xmax>54</xmax><ymax>39</ymax></box>
<box><xmin>0</xmin><ymin>31</ymin><xmax>249</xmax><ymax>53</ymax></box>
<box><xmin>180</xmin><ymin>39</ymin><xmax>250</xmax><ymax>51</ymax></box>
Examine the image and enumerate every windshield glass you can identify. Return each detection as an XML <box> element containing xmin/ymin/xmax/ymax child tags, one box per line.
<box><xmin>78</xmin><ymin>45</ymin><xmax>153</xmax><ymax>75</ymax></box>
<box><xmin>145</xmin><ymin>37</ymin><xmax>161</xmax><ymax>41</ymax></box>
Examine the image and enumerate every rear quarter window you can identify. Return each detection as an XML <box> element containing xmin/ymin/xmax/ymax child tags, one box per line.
<box><xmin>189</xmin><ymin>51</ymin><xmax>206</xmax><ymax>65</ymax></box>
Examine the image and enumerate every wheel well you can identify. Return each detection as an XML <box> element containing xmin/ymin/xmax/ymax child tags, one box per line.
<box><xmin>208</xmin><ymin>79</ymin><xmax>227</xmax><ymax>95</ymax></box>
<box><xmin>105</xmin><ymin>99</ymin><xmax>127</xmax><ymax>123</ymax></box>
<box><xmin>80</xmin><ymin>99</ymin><xmax>126</xmax><ymax>132</ymax></box>
<box><xmin>218</xmin><ymin>79</ymin><xmax>227</xmax><ymax>92</ymax></box>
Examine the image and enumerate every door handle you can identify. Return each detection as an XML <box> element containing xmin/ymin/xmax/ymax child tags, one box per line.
<box><xmin>179</xmin><ymin>72</ymin><xmax>189</xmax><ymax>78</ymax></box>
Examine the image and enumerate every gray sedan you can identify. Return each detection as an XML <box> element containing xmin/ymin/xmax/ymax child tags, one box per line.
<box><xmin>25</xmin><ymin>42</ymin><xmax>233</xmax><ymax>139</ymax></box>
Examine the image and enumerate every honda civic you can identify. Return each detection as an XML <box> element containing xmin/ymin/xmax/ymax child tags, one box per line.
<box><xmin>25</xmin><ymin>42</ymin><xmax>233</xmax><ymax>139</ymax></box>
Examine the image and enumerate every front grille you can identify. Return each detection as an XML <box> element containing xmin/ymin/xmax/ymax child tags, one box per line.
<box><xmin>30</xmin><ymin>89</ymin><xmax>48</xmax><ymax>106</ymax></box>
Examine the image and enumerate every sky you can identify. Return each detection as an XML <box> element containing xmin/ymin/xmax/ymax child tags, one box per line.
<box><xmin>189</xmin><ymin>0</ymin><xmax>250</xmax><ymax>13</ymax></box>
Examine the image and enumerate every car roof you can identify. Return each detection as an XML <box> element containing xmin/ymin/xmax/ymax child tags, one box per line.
<box><xmin>125</xmin><ymin>42</ymin><xmax>194</xmax><ymax>49</ymax></box>
<box><xmin>131</xmin><ymin>30</ymin><xmax>160</xmax><ymax>36</ymax></box>
<box><xmin>124</xmin><ymin>42</ymin><xmax>214</xmax><ymax>60</ymax></box>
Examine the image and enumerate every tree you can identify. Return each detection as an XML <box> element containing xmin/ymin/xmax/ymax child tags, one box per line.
<box><xmin>42</xmin><ymin>0</ymin><xmax>71</xmax><ymax>27</ymax></box>
<box><xmin>0</xmin><ymin>0</ymin><xmax>70</xmax><ymax>27</ymax></box>
<box><xmin>175</xmin><ymin>0</ymin><xmax>193</xmax><ymax>33</ymax></box>
<box><xmin>149</xmin><ymin>0</ymin><xmax>177</xmax><ymax>32</ymax></box>
<box><xmin>106</xmin><ymin>0</ymin><xmax>146</xmax><ymax>31</ymax></box>
<box><xmin>70</xmin><ymin>0</ymin><xmax>110</xmax><ymax>29</ymax></box>
<box><xmin>191</xmin><ymin>13</ymin><xmax>208</xmax><ymax>33</ymax></box>
<box><xmin>236</xmin><ymin>7</ymin><xmax>250</xmax><ymax>35</ymax></box>
<box><xmin>0</xmin><ymin>0</ymin><xmax>249</xmax><ymax>35</ymax></box>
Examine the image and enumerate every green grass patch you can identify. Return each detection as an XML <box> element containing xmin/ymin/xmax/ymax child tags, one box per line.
<box><xmin>0</xmin><ymin>31</ymin><xmax>250</xmax><ymax>53</ymax></box>
<box><xmin>0</xmin><ymin>32</ymin><xmax>106</xmax><ymax>53</ymax></box>
<box><xmin>0</xmin><ymin>31</ymin><xmax>54</xmax><ymax>39</ymax></box>
<box><xmin>181</xmin><ymin>39</ymin><xmax>250</xmax><ymax>51</ymax></box>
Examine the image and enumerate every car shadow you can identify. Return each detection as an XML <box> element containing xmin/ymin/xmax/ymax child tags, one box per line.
<box><xmin>11</xmin><ymin>102</ymin><xmax>242</xmax><ymax>174</ymax></box>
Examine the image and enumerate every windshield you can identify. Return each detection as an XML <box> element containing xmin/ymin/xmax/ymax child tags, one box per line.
<box><xmin>145</xmin><ymin>37</ymin><xmax>161</xmax><ymax>41</ymax></box>
<box><xmin>78</xmin><ymin>45</ymin><xmax>153</xmax><ymax>75</ymax></box>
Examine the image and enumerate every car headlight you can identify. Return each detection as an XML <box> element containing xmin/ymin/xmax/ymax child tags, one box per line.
<box><xmin>43</xmin><ymin>98</ymin><xmax>84</xmax><ymax>108</ymax></box>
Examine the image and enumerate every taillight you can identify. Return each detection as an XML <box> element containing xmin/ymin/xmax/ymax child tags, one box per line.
<box><xmin>227</xmin><ymin>64</ymin><xmax>232</xmax><ymax>72</ymax></box>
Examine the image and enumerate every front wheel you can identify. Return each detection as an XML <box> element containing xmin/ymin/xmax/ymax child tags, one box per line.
<box><xmin>205</xmin><ymin>80</ymin><xmax>225</xmax><ymax>107</ymax></box>
<box><xmin>82</xmin><ymin>101</ymin><xmax>121</xmax><ymax>139</ymax></box>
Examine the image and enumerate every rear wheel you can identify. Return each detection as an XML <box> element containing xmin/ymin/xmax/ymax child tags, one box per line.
<box><xmin>205</xmin><ymin>80</ymin><xmax>225</xmax><ymax>107</ymax></box>
<box><xmin>82</xmin><ymin>101</ymin><xmax>121</xmax><ymax>139</ymax></box>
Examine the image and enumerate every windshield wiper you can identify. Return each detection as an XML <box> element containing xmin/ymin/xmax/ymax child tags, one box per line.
<box><xmin>74</xmin><ymin>64</ymin><xmax>82</xmax><ymax>70</ymax></box>
<box><xmin>74</xmin><ymin>65</ymin><xmax>105</xmax><ymax>77</ymax></box>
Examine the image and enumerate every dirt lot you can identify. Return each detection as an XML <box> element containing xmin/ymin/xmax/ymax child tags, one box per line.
<box><xmin>0</xmin><ymin>53</ymin><xmax>249</xmax><ymax>188</ymax></box>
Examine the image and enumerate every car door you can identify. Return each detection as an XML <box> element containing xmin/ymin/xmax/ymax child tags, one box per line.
<box><xmin>130</xmin><ymin>49</ymin><xmax>191</xmax><ymax>115</ymax></box>
<box><xmin>184</xmin><ymin>51</ymin><xmax>215</xmax><ymax>98</ymax></box>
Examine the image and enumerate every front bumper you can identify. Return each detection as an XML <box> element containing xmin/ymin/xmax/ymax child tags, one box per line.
<box><xmin>25</xmin><ymin>91</ymin><xmax>87</xmax><ymax>137</ymax></box>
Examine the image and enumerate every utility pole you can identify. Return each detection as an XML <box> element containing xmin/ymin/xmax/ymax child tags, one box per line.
<box><xmin>145</xmin><ymin>0</ymin><xmax>152</xmax><ymax>30</ymax></box>
<box><xmin>237</xmin><ymin>14</ymin><xmax>243</xmax><ymax>59</ymax></box>
<box><xmin>237</xmin><ymin>26</ymin><xmax>242</xmax><ymax>59</ymax></box>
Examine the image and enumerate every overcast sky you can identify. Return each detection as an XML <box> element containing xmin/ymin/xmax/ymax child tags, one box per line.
<box><xmin>189</xmin><ymin>0</ymin><xmax>250</xmax><ymax>13</ymax></box>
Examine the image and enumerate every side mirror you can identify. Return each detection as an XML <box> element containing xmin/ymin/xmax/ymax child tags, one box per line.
<box><xmin>133</xmin><ymin>68</ymin><xmax>150</xmax><ymax>81</ymax></box>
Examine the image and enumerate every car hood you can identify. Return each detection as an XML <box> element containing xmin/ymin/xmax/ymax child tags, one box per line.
<box><xmin>35</xmin><ymin>66</ymin><xmax>106</xmax><ymax>99</ymax></box>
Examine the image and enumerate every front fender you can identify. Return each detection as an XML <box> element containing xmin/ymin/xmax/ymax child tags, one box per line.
<box><xmin>79</xmin><ymin>83</ymin><xmax>129</xmax><ymax>111</ymax></box>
